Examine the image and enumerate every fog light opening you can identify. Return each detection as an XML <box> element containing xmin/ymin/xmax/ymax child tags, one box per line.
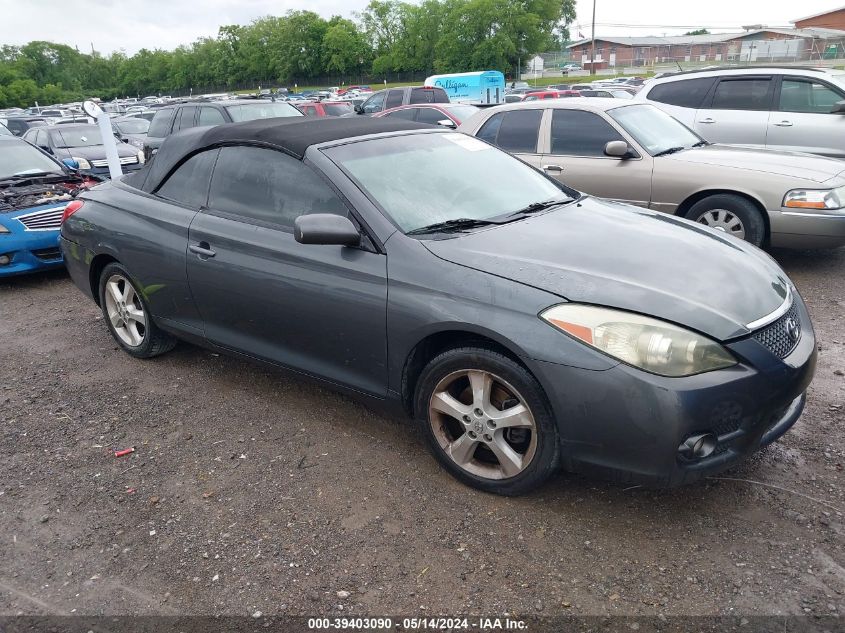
<box><xmin>678</xmin><ymin>432</ymin><xmax>717</xmax><ymax>462</ymax></box>
<box><xmin>0</xmin><ymin>254</ymin><xmax>11</xmax><ymax>266</ymax></box>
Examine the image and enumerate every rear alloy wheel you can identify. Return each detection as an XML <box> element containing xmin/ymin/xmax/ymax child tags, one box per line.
<box><xmin>416</xmin><ymin>347</ymin><xmax>559</xmax><ymax>495</ymax></box>
<box><xmin>98</xmin><ymin>262</ymin><xmax>176</xmax><ymax>359</ymax></box>
<box><xmin>686</xmin><ymin>194</ymin><xmax>766</xmax><ymax>247</ymax></box>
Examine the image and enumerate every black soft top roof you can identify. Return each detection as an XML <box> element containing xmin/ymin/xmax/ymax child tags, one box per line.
<box><xmin>135</xmin><ymin>116</ymin><xmax>430</xmax><ymax>193</ymax></box>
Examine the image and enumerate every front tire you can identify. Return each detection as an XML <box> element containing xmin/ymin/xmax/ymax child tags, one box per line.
<box><xmin>98</xmin><ymin>262</ymin><xmax>176</xmax><ymax>359</ymax></box>
<box><xmin>686</xmin><ymin>194</ymin><xmax>766</xmax><ymax>247</ymax></box>
<box><xmin>415</xmin><ymin>347</ymin><xmax>559</xmax><ymax>495</ymax></box>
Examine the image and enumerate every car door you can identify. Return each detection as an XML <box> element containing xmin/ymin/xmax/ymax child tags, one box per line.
<box><xmin>476</xmin><ymin>108</ymin><xmax>545</xmax><ymax>172</ymax></box>
<box><xmin>693</xmin><ymin>75</ymin><xmax>774</xmax><ymax>147</ymax></box>
<box><xmin>186</xmin><ymin>145</ymin><xmax>389</xmax><ymax>396</ymax></box>
<box><xmin>539</xmin><ymin>108</ymin><xmax>652</xmax><ymax>207</ymax></box>
<box><xmin>198</xmin><ymin>106</ymin><xmax>226</xmax><ymax>126</ymax></box>
<box><xmin>384</xmin><ymin>89</ymin><xmax>405</xmax><ymax>110</ymax></box>
<box><xmin>767</xmin><ymin>75</ymin><xmax>845</xmax><ymax>157</ymax></box>
<box><xmin>173</xmin><ymin>106</ymin><xmax>198</xmax><ymax>132</ymax></box>
<box><xmin>360</xmin><ymin>91</ymin><xmax>386</xmax><ymax>115</ymax></box>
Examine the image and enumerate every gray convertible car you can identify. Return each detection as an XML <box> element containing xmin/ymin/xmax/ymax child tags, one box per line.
<box><xmin>60</xmin><ymin>118</ymin><xmax>816</xmax><ymax>495</ymax></box>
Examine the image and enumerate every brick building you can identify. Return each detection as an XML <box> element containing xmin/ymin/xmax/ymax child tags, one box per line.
<box><xmin>794</xmin><ymin>7</ymin><xmax>845</xmax><ymax>30</ymax></box>
<box><xmin>566</xmin><ymin>28</ymin><xmax>845</xmax><ymax>70</ymax></box>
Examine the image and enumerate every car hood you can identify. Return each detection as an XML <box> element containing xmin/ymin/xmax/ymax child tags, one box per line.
<box><xmin>665</xmin><ymin>144</ymin><xmax>845</xmax><ymax>184</ymax></box>
<box><xmin>422</xmin><ymin>197</ymin><xmax>791</xmax><ymax>341</ymax></box>
<box><xmin>54</xmin><ymin>144</ymin><xmax>139</xmax><ymax>160</ymax></box>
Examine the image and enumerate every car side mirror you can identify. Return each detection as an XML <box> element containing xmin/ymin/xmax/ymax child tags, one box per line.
<box><xmin>830</xmin><ymin>100</ymin><xmax>845</xmax><ymax>114</ymax></box>
<box><xmin>295</xmin><ymin>214</ymin><xmax>360</xmax><ymax>247</ymax></box>
<box><xmin>354</xmin><ymin>104</ymin><xmax>364</xmax><ymax>114</ymax></box>
<box><xmin>437</xmin><ymin>119</ymin><xmax>457</xmax><ymax>129</ymax></box>
<box><xmin>604</xmin><ymin>140</ymin><xmax>634</xmax><ymax>158</ymax></box>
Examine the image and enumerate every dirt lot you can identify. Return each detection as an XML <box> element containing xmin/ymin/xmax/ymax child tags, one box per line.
<box><xmin>1</xmin><ymin>247</ymin><xmax>844</xmax><ymax>621</ymax></box>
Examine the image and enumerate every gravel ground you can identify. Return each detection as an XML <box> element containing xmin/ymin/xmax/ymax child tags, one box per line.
<box><xmin>0</xmin><ymin>248</ymin><xmax>843</xmax><ymax>620</ymax></box>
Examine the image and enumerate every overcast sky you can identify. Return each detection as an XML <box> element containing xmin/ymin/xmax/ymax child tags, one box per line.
<box><xmin>0</xmin><ymin>0</ymin><xmax>838</xmax><ymax>55</ymax></box>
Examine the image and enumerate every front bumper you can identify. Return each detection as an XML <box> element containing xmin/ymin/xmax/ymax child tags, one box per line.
<box><xmin>769</xmin><ymin>208</ymin><xmax>845</xmax><ymax>249</ymax></box>
<box><xmin>0</xmin><ymin>227</ymin><xmax>64</xmax><ymax>277</ymax></box>
<box><xmin>530</xmin><ymin>294</ymin><xmax>817</xmax><ymax>487</ymax></box>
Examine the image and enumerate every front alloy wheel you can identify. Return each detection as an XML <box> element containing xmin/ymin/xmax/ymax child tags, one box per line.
<box><xmin>429</xmin><ymin>369</ymin><xmax>537</xmax><ymax>480</ymax></box>
<box><xmin>416</xmin><ymin>347</ymin><xmax>559</xmax><ymax>495</ymax></box>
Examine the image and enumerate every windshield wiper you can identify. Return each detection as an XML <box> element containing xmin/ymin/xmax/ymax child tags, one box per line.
<box><xmin>653</xmin><ymin>146</ymin><xmax>686</xmax><ymax>157</ymax></box>
<box><xmin>505</xmin><ymin>197</ymin><xmax>573</xmax><ymax>219</ymax></box>
<box><xmin>406</xmin><ymin>218</ymin><xmax>501</xmax><ymax>235</ymax></box>
<box><xmin>692</xmin><ymin>140</ymin><xmax>709</xmax><ymax>147</ymax></box>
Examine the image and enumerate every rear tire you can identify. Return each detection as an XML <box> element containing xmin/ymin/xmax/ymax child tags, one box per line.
<box><xmin>686</xmin><ymin>194</ymin><xmax>766</xmax><ymax>247</ymax></box>
<box><xmin>98</xmin><ymin>262</ymin><xmax>176</xmax><ymax>359</ymax></box>
<box><xmin>414</xmin><ymin>346</ymin><xmax>559</xmax><ymax>496</ymax></box>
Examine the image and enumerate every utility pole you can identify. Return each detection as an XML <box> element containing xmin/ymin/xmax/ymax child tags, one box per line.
<box><xmin>590</xmin><ymin>0</ymin><xmax>597</xmax><ymax>73</ymax></box>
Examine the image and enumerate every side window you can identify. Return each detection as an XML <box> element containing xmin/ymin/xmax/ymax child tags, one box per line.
<box><xmin>410</xmin><ymin>87</ymin><xmax>448</xmax><ymax>104</ymax></box>
<box><xmin>647</xmin><ymin>77</ymin><xmax>715</xmax><ymax>108</ymax></box>
<box><xmin>155</xmin><ymin>149</ymin><xmax>219</xmax><ymax>208</ymax></box>
<box><xmin>385</xmin><ymin>90</ymin><xmax>404</xmax><ymax>109</ymax></box>
<box><xmin>477</xmin><ymin>112</ymin><xmax>504</xmax><ymax>144</ymax></box>
<box><xmin>415</xmin><ymin>108</ymin><xmax>446</xmax><ymax>125</ymax></box>
<box><xmin>779</xmin><ymin>78</ymin><xmax>844</xmax><ymax>113</ymax></box>
<box><xmin>207</xmin><ymin>146</ymin><xmax>348</xmax><ymax>229</ymax></box>
<box><xmin>710</xmin><ymin>78</ymin><xmax>772</xmax><ymax>111</ymax></box>
<box><xmin>7</xmin><ymin>120</ymin><xmax>24</xmax><ymax>135</ymax></box>
<box><xmin>300</xmin><ymin>104</ymin><xmax>317</xmax><ymax>116</ymax></box>
<box><xmin>173</xmin><ymin>106</ymin><xmax>198</xmax><ymax>131</ymax></box>
<box><xmin>147</xmin><ymin>109</ymin><xmax>173</xmax><ymax>137</ymax></box>
<box><xmin>384</xmin><ymin>108</ymin><xmax>417</xmax><ymax>121</ymax></box>
<box><xmin>550</xmin><ymin>109</ymin><xmax>625</xmax><ymax>157</ymax></box>
<box><xmin>37</xmin><ymin>130</ymin><xmax>49</xmax><ymax>148</ymax></box>
<box><xmin>22</xmin><ymin>128</ymin><xmax>37</xmax><ymax>143</ymax></box>
<box><xmin>198</xmin><ymin>107</ymin><xmax>226</xmax><ymax>126</ymax></box>
<box><xmin>479</xmin><ymin>109</ymin><xmax>542</xmax><ymax>153</ymax></box>
<box><xmin>363</xmin><ymin>91</ymin><xmax>386</xmax><ymax>114</ymax></box>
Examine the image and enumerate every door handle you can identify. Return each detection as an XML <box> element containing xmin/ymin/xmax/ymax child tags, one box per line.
<box><xmin>773</xmin><ymin>120</ymin><xmax>793</xmax><ymax>127</ymax></box>
<box><xmin>543</xmin><ymin>164</ymin><xmax>563</xmax><ymax>173</ymax></box>
<box><xmin>698</xmin><ymin>118</ymin><xmax>716</xmax><ymax>124</ymax></box>
<box><xmin>189</xmin><ymin>242</ymin><xmax>216</xmax><ymax>258</ymax></box>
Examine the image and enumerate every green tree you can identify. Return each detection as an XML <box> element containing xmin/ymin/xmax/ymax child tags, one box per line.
<box><xmin>684</xmin><ymin>28</ymin><xmax>710</xmax><ymax>35</ymax></box>
<box><xmin>322</xmin><ymin>18</ymin><xmax>370</xmax><ymax>74</ymax></box>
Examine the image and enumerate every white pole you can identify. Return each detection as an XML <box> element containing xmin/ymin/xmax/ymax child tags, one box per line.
<box><xmin>96</xmin><ymin>112</ymin><xmax>122</xmax><ymax>179</ymax></box>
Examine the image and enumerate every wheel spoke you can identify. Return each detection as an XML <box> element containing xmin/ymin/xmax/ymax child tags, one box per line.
<box><xmin>447</xmin><ymin>433</ymin><xmax>478</xmax><ymax>466</ymax></box>
<box><xmin>488</xmin><ymin>433</ymin><xmax>524</xmax><ymax>478</ymax></box>
<box><xmin>122</xmin><ymin>282</ymin><xmax>135</xmax><ymax>303</ymax></box>
<box><xmin>109</xmin><ymin>312</ymin><xmax>123</xmax><ymax>328</ymax></box>
<box><xmin>126</xmin><ymin>306</ymin><xmax>146</xmax><ymax>327</ymax></box>
<box><xmin>126</xmin><ymin>322</ymin><xmax>142</xmax><ymax>346</ymax></box>
<box><xmin>489</xmin><ymin>403</ymin><xmax>533</xmax><ymax>429</ymax></box>
<box><xmin>431</xmin><ymin>391</ymin><xmax>470</xmax><ymax>422</ymax></box>
<box><xmin>107</xmin><ymin>281</ymin><xmax>122</xmax><ymax>305</ymax></box>
<box><xmin>467</xmin><ymin>370</ymin><xmax>492</xmax><ymax>410</ymax></box>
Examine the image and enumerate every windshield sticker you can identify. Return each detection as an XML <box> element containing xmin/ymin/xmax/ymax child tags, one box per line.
<box><xmin>443</xmin><ymin>134</ymin><xmax>491</xmax><ymax>152</ymax></box>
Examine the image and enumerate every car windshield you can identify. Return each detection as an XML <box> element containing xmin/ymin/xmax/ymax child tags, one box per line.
<box><xmin>50</xmin><ymin>126</ymin><xmax>104</xmax><ymax>148</ymax></box>
<box><xmin>446</xmin><ymin>105</ymin><xmax>480</xmax><ymax>121</ymax></box>
<box><xmin>827</xmin><ymin>73</ymin><xmax>845</xmax><ymax>93</ymax></box>
<box><xmin>326</xmin><ymin>132</ymin><xmax>573</xmax><ymax>233</ymax></box>
<box><xmin>608</xmin><ymin>104</ymin><xmax>702</xmax><ymax>156</ymax></box>
<box><xmin>0</xmin><ymin>141</ymin><xmax>63</xmax><ymax>180</ymax></box>
<box><xmin>0</xmin><ymin>124</ymin><xmax>11</xmax><ymax>136</ymax></box>
<box><xmin>115</xmin><ymin>119</ymin><xmax>150</xmax><ymax>134</ymax></box>
<box><xmin>322</xmin><ymin>103</ymin><xmax>353</xmax><ymax>116</ymax></box>
<box><xmin>225</xmin><ymin>102</ymin><xmax>303</xmax><ymax>122</ymax></box>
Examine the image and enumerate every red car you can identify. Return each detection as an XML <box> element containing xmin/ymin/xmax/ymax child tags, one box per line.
<box><xmin>295</xmin><ymin>101</ymin><xmax>354</xmax><ymax>117</ymax></box>
<box><xmin>523</xmin><ymin>90</ymin><xmax>579</xmax><ymax>101</ymax></box>
<box><xmin>373</xmin><ymin>103</ymin><xmax>480</xmax><ymax>127</ymax></box>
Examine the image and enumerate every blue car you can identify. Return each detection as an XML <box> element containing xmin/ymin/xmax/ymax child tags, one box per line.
<box><xmin>0</xmin><ymin>135</ymin><xmax>93</xmax><ymax>277</ymax></box>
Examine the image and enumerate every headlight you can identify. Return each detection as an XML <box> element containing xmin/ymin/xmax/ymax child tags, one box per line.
<box><xmin>540</xmin><ymin>304</ymin><xmax>737</xmax><ymax>377</ymax></box>
<box><xmin>0</xmin><ymin>223</ymin><xmax>10</xmax><ymax>234</ymax></box>
<box><xmin>783</xmin><ymin>186</ymin><xmax>845</xmax><ymax>210</ymax></box>
<box><xmin>71</xmin><ymin>157</ymin><xmax>91</xmax><ymax>170</ymax></box>
<box><xmin>137</xmin><ymin>149</ymin><xmax>145</xmax><ymax>165</ymax></box>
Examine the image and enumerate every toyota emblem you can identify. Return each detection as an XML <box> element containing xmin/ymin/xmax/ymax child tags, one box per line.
<box><xmin>784</xmin><ymin>317</ymin><xmax>799</xmax><ymax>344</ymax></box>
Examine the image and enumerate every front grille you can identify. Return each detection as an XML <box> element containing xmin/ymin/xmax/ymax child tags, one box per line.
<box><xmin>752</xmin><ymin>302</ymin><xmax>801</xmax><ymax>358</ymax></box>
<box><xmin>90</xmin><ymin>156</ymin><xmax>138</xmax><ymax>168</ymax></box>
<box><xmin>16</xmin><ymin>207</ymin><xmax>66</xmax><ymax>231</ymax></box>
<box><xmin>32</xmin><ymin>247</ymin><xmax>62</xmax><ymax>261</ymax></box>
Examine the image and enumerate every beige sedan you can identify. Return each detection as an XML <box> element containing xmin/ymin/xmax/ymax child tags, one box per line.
<box><xmin>458</xmin><ymin>99</ymin><xmax>845</xmax><ymax>248</ymax></box>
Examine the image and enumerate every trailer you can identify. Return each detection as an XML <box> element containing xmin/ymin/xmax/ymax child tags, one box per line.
<box><xmin>424</xmin><ymin>71</ymin><xmax>505</xmax><ymax>105</ymax></box>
